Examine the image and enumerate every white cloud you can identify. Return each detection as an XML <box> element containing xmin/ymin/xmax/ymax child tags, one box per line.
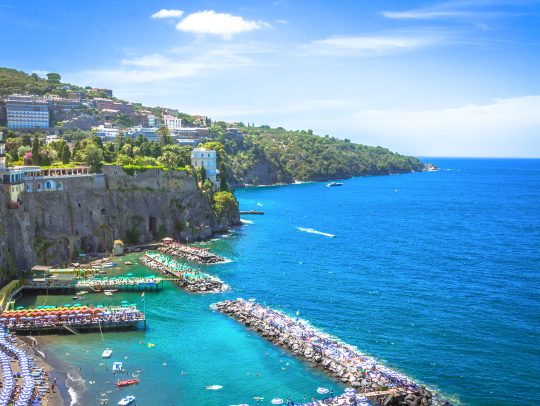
<box><xmin>176</xmin><ymin>10</ymin><xmax>270</xmax><ymax>39</ymax></box>
<box><xmin>303</xmin><ymin>34</ymin><xmax>442</xmax><ymax>56</ymax></box>
<box><xmin>308</xmin><ymin>96</ymin><xmax>540</xmax><ymax>157</ymax></box>
<box><xmin>382</xmin><ymin>10</ymin><xmax>472</xmax><ymax>20</ymax></box>
<box><xmin>151</xmin><ymin>9</ymin><xmax>184</xmax><ymax>19</ymax></box>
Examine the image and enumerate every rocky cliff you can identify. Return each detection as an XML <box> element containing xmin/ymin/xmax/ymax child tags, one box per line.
<box><xmin>0</xmin><ymin>166</ymin><xmax>240</xmax><ymax>281</ymax></box>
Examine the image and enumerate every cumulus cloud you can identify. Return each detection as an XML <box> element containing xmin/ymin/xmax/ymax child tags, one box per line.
<box><xmin>151</xmin><ymin>9</ymin><xmax>183</xmax><ymax>19</ymax></box>
<box><xmin>176</xmin><ymin>10</ymin><xmax>270</xmax><ymax>39</ymax></box>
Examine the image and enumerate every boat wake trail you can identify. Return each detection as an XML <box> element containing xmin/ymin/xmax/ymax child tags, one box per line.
<box><xmin>297</xmin><ymin>227</ymin><xmax>335</xmax><ymax>238</ymax></box>
<box><xmin>66</xmin><ymin>369</ymin><xmax>86</xmax><ymax>406</ymax></box>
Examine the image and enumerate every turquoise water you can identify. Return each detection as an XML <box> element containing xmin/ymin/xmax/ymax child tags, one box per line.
<box><xmin>18</xmin><ymin>158</ymin><xmax>540</xmax><ymax>405</ymax></box>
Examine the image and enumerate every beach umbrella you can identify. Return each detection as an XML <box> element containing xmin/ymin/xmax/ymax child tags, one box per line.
<box><xmin>64</xmin><ymin>304</ymin><xmax>71</xmax><ymax>307</ymax></box>
<box><xmin>16</xmin><ymin>306</ymin><xmax>24</xmax><ymax>310</ymax></box>
<box><xmin>73</xmin><ymin>304</ymin><xmax>81</xmax><ymax>307</ymax></box>
<box><xmin>356</xmin><ymin>395</ymin><xmax>367</xmax><ymax>401</ymax></box>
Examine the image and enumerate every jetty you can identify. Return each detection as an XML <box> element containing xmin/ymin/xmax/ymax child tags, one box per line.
<box><xmin>140</xmin><ymin>252</ymin><xmax>228</xmax><ymax>293</ymax></box>
<box><xmin>214</xmin><ymin>299</ymin><xmax>441</xmax><ymax>406</ymax></box>
<box><xmin>159</xmin><ymin>242</ymin><xmax>226</xmax><ymax>264</ymax></box>
<box><xmin>240</xmin><ymin>210</ymin><xmax>264</xmax><ymax>215</ymax></box>
<box><xmin>75</xmin><ymin>276</ymin><xmax>163</xmax><ymax>292</ymax></box>
<box><xmin>0</xmin><ymin>305</ymin><xmax>145</xmax><ymax>335</ymax></box>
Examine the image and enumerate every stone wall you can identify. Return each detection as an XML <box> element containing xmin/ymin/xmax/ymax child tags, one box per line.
<box><xmin>0</xmin><ymin>167</ymin><xmax>240</xmax><ymax>280</ymax></box>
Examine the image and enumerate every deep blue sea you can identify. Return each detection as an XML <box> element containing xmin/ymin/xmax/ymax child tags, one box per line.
<box><xmin>21</xmin><ymin>158</ymin><xmax>540</xmax><ymax>406</ymax></box>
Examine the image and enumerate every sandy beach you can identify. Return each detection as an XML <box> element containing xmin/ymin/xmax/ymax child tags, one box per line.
<box><xmin>17</xmin><ymin>336</ymin><xmax>67</xmax><ymax>406</ymax></box>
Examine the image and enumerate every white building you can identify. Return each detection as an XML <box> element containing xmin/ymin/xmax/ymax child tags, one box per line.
<box><xmin>6</xmin><ymin>95</ymin><xmax>49</xmax><ymax>129</ymax></box>
<box><xmin>163</xmin><ymin>114</ymin><xmax>182</xmax><ymax>131</ymax></box>
<box><xmin>191</xmin><ymin>148</ymin><xmax>217</xmax><ymax>186</ymax></box>
<box><xmin>93</xmin><ymin>125</ymin><xmax>120</xmax><ymax>140</ymax></box>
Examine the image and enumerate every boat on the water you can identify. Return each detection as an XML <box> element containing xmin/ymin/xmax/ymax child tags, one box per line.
<box><xmin>118</xmin><ymin>395</ymin><xmax>135</xmax><ymax>405</ymax></box>
<box><xmin>206</xmin><ymin>385</ymin><xmax>223</xmax><ymax>390</ymax></box>
<box><xmin>102</xmin><ymin>349</ymin><xmax>112</xmax><ymax>358</ymax></box>
<box><xmin>104</xmin><ymin>292</ymin><xmax>113</xmax><ymax>296</ymax></box>
<box><xmin>125</xmin><ymin>261</ymin><xmax>133</xmax><ymax>265</ymax></box>
<box><xmin>78</xmin><ymin>291</ymin><xmax>89</xmax><ymax>295</ymax></box>
<box><xmin>116</xmin><ymin>379</ymin><xmax>139</xmax><ymax>387</ymax></box>
<box><xmin>72</xmin><ymin>296</ymin><xmax>79</xmax><ymax>300</ymax></box>
<box><xmin>327</xmin><ymin>182</ymin><xmax>343</xmax><ymax>187</ymax></box>
<box><xmin>112</xmin><ymin>362</ymin><xmax>123</xmax><ymax>372</ymax></box>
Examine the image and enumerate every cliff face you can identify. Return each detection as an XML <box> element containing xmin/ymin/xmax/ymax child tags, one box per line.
<box><xmin>0</xmin><ymin>167</ymin><xmax>240</xmax><ymax>280</ymax></box>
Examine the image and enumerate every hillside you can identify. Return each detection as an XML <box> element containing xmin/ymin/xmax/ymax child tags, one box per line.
<box><xmin>0</xmin><ymin>67</ymin><xmax>424</xmax><ymax>187</ymax></box>
<box><xmin>209</xmin><ymin>126</ymin><xmax>424</xmax><ymax>186</ymax></box>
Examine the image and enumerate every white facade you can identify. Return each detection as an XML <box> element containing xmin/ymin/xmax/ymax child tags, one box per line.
<box><xmin>93</xmin><ymin>125</ymin><xmax>120</xmax><ymax>139</ymax></box>
<box><xmin>6</xmin><ymin>95</ymin><xmax>49</xmax><ymax>129</ymax></box>
<box><xmin>163</xmin><ymin>114</ymin><xmax>182</xmax><ymax>131</ymax></box>
<box><xmin>191</xmin><ymin>148</ymin><xmax>217</xmax><ymax>186</ymax></box>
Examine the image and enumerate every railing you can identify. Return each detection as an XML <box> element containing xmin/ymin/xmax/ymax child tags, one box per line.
<box><xmin>0</xmin><ymin>279</ymin><xmax>24</xmax><ymax>311</ymax></box>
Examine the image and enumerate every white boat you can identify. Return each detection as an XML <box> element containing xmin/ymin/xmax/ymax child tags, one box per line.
<box><xmin>102</xmin><ymin>349</ymin><xmax>112</xmax><ymax>358</ymax></box>
<box><xmin>78</xmin><ymin>291</ymin><xmax>89</xmax><ymax>295</ymax></box>
<box><xmin>112</xmin><ymin>362</ymin><xmax>123</xmax><ymax>372</ymax></box>
<box><xmin>104</xmin><ymin>289</ymin><xmax>118</xmax><ymax>293</ymax></box>
<box><xmin>118</xmin><ymin>395</ymin><xmax>135</xmax><ymax>406</ymax></box>
<box><xmin>104</xmin><ymin>292</ymin><xmax>113</xmax><ymax>296</ymax></box>
<box><xmin>205</xmin><ymin>385</ymin><xmax>223</xmax><ymax>390</ymax></box>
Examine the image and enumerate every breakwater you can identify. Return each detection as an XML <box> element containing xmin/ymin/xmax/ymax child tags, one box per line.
<box><xmin>159</xmin><ymin>243</ymin><xmax>226</xmax><ymax>264</ymax></box>
<box><xmin>215</xmin><ymin>299</ymin><xmax>446</xmax><ymax>406</ymax></box>
<box><xmin>140</xmin><ymin>252</ymin><xmax>228</xmax><ymax>293</ymax></box>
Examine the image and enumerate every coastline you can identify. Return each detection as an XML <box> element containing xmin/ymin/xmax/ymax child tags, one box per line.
<box><xmin>17</xmin><ymin>336</ymin><xmax>73</xmax><ymax>406</ymax></box>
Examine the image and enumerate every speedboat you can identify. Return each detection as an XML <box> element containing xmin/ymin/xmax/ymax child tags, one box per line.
<box><xmin>104</xmin><ymin>292</ymin><xmax>113</xmax><ymax>296</ymax></box>
<box><xmin>104</xmin><ymin>289</ymin><xmax>118</xmax><ymax>293</ymax></box>
<box><xmin>78</xmin><ymin>291</ymin><xmax>89</xmax><ymax>295</ymax></box>
<box><xmin>72</xmin><ymin>296</ymin><xmax>80</xmax><ymax>300</ymax></box>
<box><xmin>125</xmin><ymin>261</ymin><xmax>133</xmax><ymax>265</ymax></box>
<box><xmin>116</xmin><ymin>379</ymin><xmax>139</xmax><ymax>387</ymax></box>
<box><xmin>205</xmin><ymin>385</ymin><xmax>223</xmax><ymax>390</ymax></box>
<box><xmin>327</xmin><ymin>182</ymin><xmax>343</xmax><ymax>187</ymax></box>
<box><xmin>118</xmin><ymin>395</ymin><xmax>135</xmax><ymax>405</ymax></box>
<box><xmin>102</xmin><ymin>349</ymin><xmax>112</xmax><ymax>358</ymax></box>
<box><xmin>102</xmin><ymin>262</ymin><xmax>117</xmax><ymax>268</ymax></box>
<box><xmin>112</xmin><ymin>362</ymin><xmax>123</xmax><ymax>372</ymax></box>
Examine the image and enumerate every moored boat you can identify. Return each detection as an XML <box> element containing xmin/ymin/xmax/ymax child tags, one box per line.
<box><xmin>118</xmin><ymin>395</ymin><xmax>136</xmax><ymax>405</ymax></box>
<box><xmin>327</xmin><ymin>182</ymin><xmax>343</xmax><ymax>187</ymax></box>
<box><xmin>102</xmin><ymin>348</ymin><xmax>112</xmax><ymax>358</ymax></box>
<box><xmin>112</xmin><ymin>361</ymin><xmax>123</xmax><ymax>372</ymax></box>
<box><xmin>116</xmin><ymin>379</ymin><xmax>139</xmax><ymax>387</ymax></box>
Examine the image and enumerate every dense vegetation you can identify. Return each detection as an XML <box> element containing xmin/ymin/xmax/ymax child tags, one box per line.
<box><xmin>0</xmin><ymin>68</ymin><xmax>81</xmax><ymax>97</ymax></box>
<box><xmin>209</xmin><ymin>125</ymin><xmax>424</xmax><ymax>185</ymax></box>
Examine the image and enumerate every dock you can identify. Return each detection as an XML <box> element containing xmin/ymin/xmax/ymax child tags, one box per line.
<box><xmin>240</xmin><ymin>210</ymin><xmax>264</xmax><ymax>215</ymax></box>
<box><xmin>0</xmin><ymin>305</ymin><xmax>145</xmax><ymax>335</ymax></box>
<box><xmin>75</xmin><ymin>276</ymin><xmax>164</xmax><ymax>292</ymax></box>
<box><xmin>140</xmin><ymin>252</ymin><xmax>228</xmax><ymax>293</ymax></box>
<box><xmin>214</xmin><ymin>299</ymin><xmax>437</xmax><ymax>405</ymax></box>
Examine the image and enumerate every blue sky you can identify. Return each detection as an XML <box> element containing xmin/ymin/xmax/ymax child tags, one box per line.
<box><xmin>1</xmin><ymin>0</ymin><xmax>540</xmax><ymax>157</ymax></box>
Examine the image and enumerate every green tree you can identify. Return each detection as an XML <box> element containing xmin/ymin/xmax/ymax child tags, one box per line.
<box><xmin>157</xmin><ymin>126</ymin><xmax>173</xmax><ymax>145</ymax></box>
<box><xmin>46</xmin><ymin>72</ymin><xmax>61</xmax><ymax>85</ymax></box>
<box><xmin>31</xmin><ymin>135</ymin><xmax>40</xmax><ymax>165</ymax></box>
<box><xmin>74</xmin><ymin>141</ymin><xmax>104</xmax><ymax>172</ymax></box>
<box><xmin>211</xmin><ymin>191</ymin><xmax>239</xmax><ymax>221</ymax></box>
<box><xmin>61</xmin><ymin>144</ymin><xmax>71</xmax><ymax>164</ymax></box>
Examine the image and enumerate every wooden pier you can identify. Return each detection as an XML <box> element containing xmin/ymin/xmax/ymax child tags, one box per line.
<box><xmin>9</xmin><ymin>319</ymin><xmax>145</xmax><ymax>335</ymax></box>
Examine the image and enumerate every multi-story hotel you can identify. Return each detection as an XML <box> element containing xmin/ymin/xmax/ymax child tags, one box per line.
<box><xmin>5</xmin><ymin>95</ymin><xmax>49</xmax><ymax>129</ymax></box>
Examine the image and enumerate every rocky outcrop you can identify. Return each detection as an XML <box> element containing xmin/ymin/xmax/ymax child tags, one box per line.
<box><xmin>0</xmin><ymin>168</ymin><xmax>240</xmax><ymax>279</ymax></box>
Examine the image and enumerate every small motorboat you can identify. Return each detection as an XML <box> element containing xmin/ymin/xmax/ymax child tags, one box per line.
<box><xmin>78</xmin><ymin>291</ymin><xmax>89</xmax><ymax>295</ymax></box>
<box><xmin>116</xmin><ymin>379</ymin><xmax>139</xmax><ymax>387</ymax></box>
<box><xmin>206</xmin><ymin>385</ymin><xmax>223</xmax><ymax>390</ymax></box>
<box><xmin>72</xmin><ymin>296</ymin><xmax>80</xmax><ymax>300</ymax></box>
<box><xmin>118</xmin><ymin>395</ymin><xmax>135</xmax><ymax>405</ymax></box>
<box><xmin>102</xmin><ymin>349</ymin><xmax>112</xmax><ymax>358</ymax></box>
<box><xmin>104</xmin><ymin>289</ymin><xmax>118</xmax><ymax>293</ymax></box>
<box><xmin>102</xmin><ymin>262</ymin><xmax>117</xmax><ymax>268</ymax></box>
<box><xmin>104</xmin><ymin>291</ymin><xmax>114</xmax><ymax>296</ymax></box>
<box><xmin>112</xmin><ymin>362</ymin><xmax>123</xmax><ymax>372</ymax></box>
<box><xmin>125</xmin><ymin>261</ymin><xmax>133</xmax><ymax>265</ymax></box>
<box><xmin>327</xmin><ymin>182</ymin><xmax>343</xmax><ymax>187</ymax></box>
